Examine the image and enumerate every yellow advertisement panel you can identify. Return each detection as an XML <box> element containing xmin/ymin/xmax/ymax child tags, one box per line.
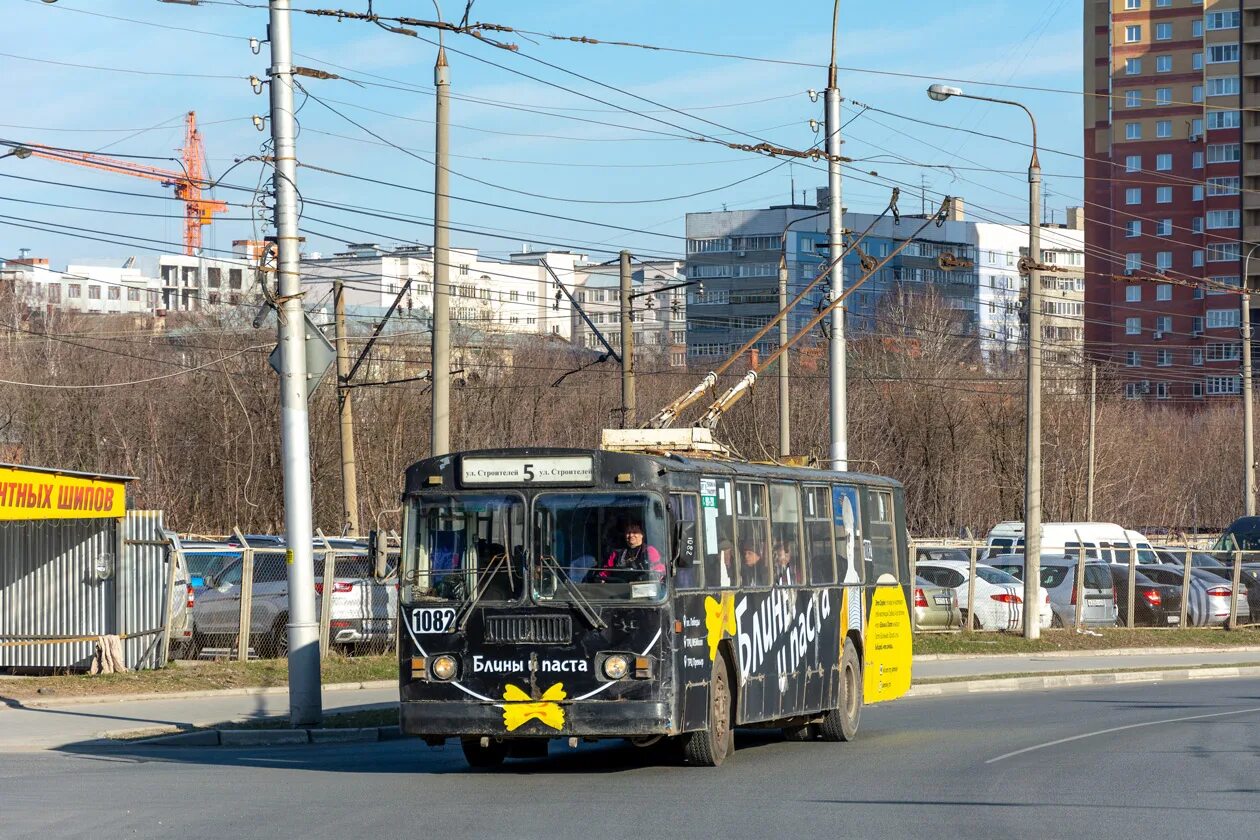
<box><xmin>863</xmin><ymin>584</ymin><xmax>913</xmax><ymax>703</ymax></box>
<box><xmin>0</xmin><ymin>466</ymin><xmax>126</xmax><ymax>521</ymax></box>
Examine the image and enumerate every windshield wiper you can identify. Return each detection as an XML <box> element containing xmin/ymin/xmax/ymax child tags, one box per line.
<box><xmin>538</xmin><ymin>553</ymin><xmax>606</xmax><ymax>630</ymax></box>
<box><xmin>455</xmin><ymin>551</ymin><xmax>510</xmax><ymax>632</ymax></box>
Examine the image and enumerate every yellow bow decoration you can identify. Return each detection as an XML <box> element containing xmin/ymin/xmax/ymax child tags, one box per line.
<box><xmin>500</xmin><ymin>682</ymin><xmax>567</xmax><ymax>732</ymax></box>
<box><xmin>704</xmin><ymin>592</ymin><xmax>737</xmax><ymax>661</ymax></box>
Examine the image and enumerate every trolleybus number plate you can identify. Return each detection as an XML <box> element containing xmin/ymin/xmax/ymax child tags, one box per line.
<box><xmin>411</xmin><ymin>607</ymin><xmax>457</xmax><ymax>634</ymax></box>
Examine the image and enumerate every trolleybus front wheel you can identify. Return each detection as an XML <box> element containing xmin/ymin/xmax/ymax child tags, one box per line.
<box><xmin>816</xmin><ymin>637</ymin><xmax>861</xmax><ymax>742</ymax></box>
<box><xmin>682</xmin><ymin>650</ymin><xmax>734</xmax><ymax>766</ymax></box>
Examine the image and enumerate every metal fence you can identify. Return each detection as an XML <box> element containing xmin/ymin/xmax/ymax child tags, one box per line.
<box><xmin>908</xmin><ymin>538</ymin><xmax>1260</xmax><ymax>633</ymax></box>
<box><xmin>170</xmin><ymin>530</ymin><xmax>400</xmax><ymax>662</ymax></box>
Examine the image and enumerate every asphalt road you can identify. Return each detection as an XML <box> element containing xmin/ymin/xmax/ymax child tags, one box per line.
<box><xmin>4</xmin><ymin>678</ymin><xmax>1260</xmax><ymax>840</ymax></box>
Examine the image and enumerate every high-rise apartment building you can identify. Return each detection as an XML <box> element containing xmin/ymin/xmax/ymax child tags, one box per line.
<box><xmin>1086</xmin><ymin>0</ymin><xmax>1250</xmax><ymax>401</ymax></box>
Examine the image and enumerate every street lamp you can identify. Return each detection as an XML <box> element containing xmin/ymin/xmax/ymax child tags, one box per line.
<box><xmin>1242</xmin><ymin>245</ymin><xmax>1259</xmax><ymax>516</ymax></box>
<box><xmin>928</xmin><ymin>82</ymin><xmax>1044</xmax><ymax>640</ymax></box>
<box><xmin>825</xmin><ymin>1</ymin><xmax>847</xmax><ymax>471</ymax></box>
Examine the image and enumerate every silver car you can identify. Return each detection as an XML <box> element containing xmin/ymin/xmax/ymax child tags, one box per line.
<box><xmin>913</xmin><ymin>576</ymin><xmax>962</xmax><ymax>630</ymax></box>
<box><xmin>1137</xmin><ymin>565</ymin><xmax>1248</xmax><ymax>627</ymax></box>
<box><xmin>987</xmin><ymin>553</ymin><xmax>1118</xmax><ymax>628</ymax></box>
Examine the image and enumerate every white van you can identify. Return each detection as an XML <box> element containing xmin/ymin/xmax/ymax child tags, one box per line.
<box><xmin>984</xmin><ymin>522</ymin><xmax>1158</xmax><ymax>565</ymax></box>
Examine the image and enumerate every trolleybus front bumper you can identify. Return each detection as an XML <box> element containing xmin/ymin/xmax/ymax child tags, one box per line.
<box><xmin>400</xmin><ymin>699</ymin><xmax>673</xmax><ymax>738</ymax></box>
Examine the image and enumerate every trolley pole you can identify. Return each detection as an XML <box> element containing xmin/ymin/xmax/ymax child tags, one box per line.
<box><xmin>430</xmin><ymin>39</ymin><xmax>452</xmax><ymax>458</ymax></box>
<box><xmin>620</xmin><ymin>250</ymin><xmax>635</xmax><ymax>427</ymax></box>
<box><xmin>334</xmin><ymin>280</ymin><xmax>359</xmax><ymax>535</ymax></box>
<box><xmin>825</xmin><ymin>5</ymin><xmax>847</xmax><ymax>471</ymax></box>
<box><xmin>779</xmin><ymin>258</ymin><xmax>791</xmax><ymax>457</ymax></box>
<box><xmin>1086</xmin><ymin>363</ymin><xmax>1096</xmax><ymax>521</ymax></box>
<box><xmin>267</xmin><ymin>0</ymin><xmax>321</xmax><ymax>726</ymax></box>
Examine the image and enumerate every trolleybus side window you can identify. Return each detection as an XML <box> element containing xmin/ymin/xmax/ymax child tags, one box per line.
<box><xmin>770</xmin><ymin>482</ymin><xmax>805</xmax><ymax>588</ymax></box>
<box><xmin>671</xmin><ymin>492</ymin><xmax>702</xmax><ymax>590</ymax></box>
<box><xmin>405</xmin><ymin>494</ymin><xmax>526</xmax><ymax>603</ymax></box>
<box><xmin>700</xmin><ymin>477</ymin><xmax>736</xmax><ymax>588</ymax></box>
<box><xmin>803</xmin><ymin>485</ymin><xmax>836</xmax><ymax>585</ymax></box>
<box><xmin>832</xmin><ymin>484</ymin><xmax>864</xmax><ymax>584</ymax></box>
<box><xmin>735</xmin><ymin>481</ymin><xmax>771</xmax><ymax>587</ymax></box>
<box><xmin>865</xmin><ymin>488</ymin><xmax>899</xmax><ymax>583</ymax></box>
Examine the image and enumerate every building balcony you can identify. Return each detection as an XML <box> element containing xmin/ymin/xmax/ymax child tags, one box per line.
<box><xmin>1245</xmin><ymin>158</ymin><xmax>1260</xmax><ymax>178</ymax></box>
<box><xmin>1245</xmin><ymin>58</ymin><xmax>1260</xmax><ymax>77</ymax></box>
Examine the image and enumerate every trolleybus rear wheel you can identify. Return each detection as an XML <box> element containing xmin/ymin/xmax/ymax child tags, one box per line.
<box><xmin>817</xmin><ymin>637</ymin><xmax>861</xmax><ymax>742</ymax></box>
<box><xmin>682</xmin><ymin>650</ymin><xmax>733</xmax><ymax>766</ymax></box>
<box><xmin>461</xmin><ymin>737</ymin><xmax>508</xmax><ymax>768</ymax></box>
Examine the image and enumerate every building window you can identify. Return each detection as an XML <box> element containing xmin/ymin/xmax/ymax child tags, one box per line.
<box><xmin>1154</xmin><ymin>55</ymin><xmax>1172</xmax><ymax>74</ymax></box>
<box><xmin>1155</xmin><ymin>88</ymin><xmax>1171</xmax><ymax>105</ymax></box>
<box><xmin>1126</xmin><ymin>317</ymin><xmax>1142</xmax><ymax>335</ymax></box>
<box><xmin>1126</xmin><ymin>285</ymin><xmax>1142</xmax><ymax>303</ymax></box>
<box><xmin>1125</xmin><ymin>122</ymin><xmax>1142</xmax><ymax>140</ymax></box>
<box><xmin>1192</xmin><ymin>348</ymin><xmax>1204</xmax><ymax>366</ymax></box>
<box><xmin>1206</xmin><ymin>11</ymin><xmax>1240</xmax><ymax>30</ymax></box>
<box><xmin>1156</xmin><ymin>316</ymin><xmax>1172</xmax><ymax>334</ymax></box>
<box><xmin>1207</xmin><ymin>77</ymin><xmax>1240</xmax><ymax>98</ymax></box>
<box><xmin>88</xmin><ymin>286</ymin><xmax>101</xmax><ymax>300</ymax></box>
<box><xmin>1155</xmin><ymin>382</ymin><xmax>1170</xmax><ymax>400</ymax></box>
<box><xmin>1156</xmin><ymin>186</ymin><xmax>1173</xmax><ymax>203</ymax></box>
<box><xmin>1126</xmin><ymin>57</ymin><xmax>1142</xmax><ymax>75</ymax></box>
<box><xmin>67</xmin><ymin>284</ymin><xmax>80</xmax><ymax>299</ymax></box>
<box><xmin>1125</xmin><ymin>89</ymin><xmax>1142</xmax><ymax>108</ymax></box>
<box><xmin>1193</xmin><ymin>251</ymin><xmax>1205</xmax><ymax>267</ymax></box>
<box><xmin>1207</xmin><ymin>143</ymin><xmax>1241</xmax><ymax>163</ymax></box>
<box><xmin>1126</xmin><ymin>187</ymin><xmax>1142</xmax><ymax>205</ymax></box>
<box><xmin>1193</xmin><ymin>382</ymin><xmax>1204</xmax><ymax>399</ymax></box>
<box><xmin>1207</xmin><ymin>176</ymin><xmax>1241</xmax><ymax>195</ymax></box>
<box><xmin>1125</xmin><ymin>154</ymin><xmax>1141</xmax><ymax>172</ymax></box>
<box><xmin>1207</xmin><ymin>210</ymin><xmax>1241</xmax><ymax>229</ymax></box>
<box><xmin>1192</xmin><ymin>217</ymin><xmax>1204</xmax><ymax>234</ymax></box>
<box><xmin>1155</xmin><ymin>120</ymin><xmax>1172</xmax><ymax>138</ymax></box>
<box><xmin>1208</xmin><ymin>342</ymin><xmax>1241</xmax><ymax>361</ymax></box>
<box><xmin>1157</xmin><ymin>349</ymin><xmax>1172</xmax><ymax>367</ymax></box>
<box><xmin>1207</xmin><ymin>310</ymin><xmax>1240</xmax><ymax>330</ymax></box>
<box><xmin>1193</xmin><ymin>19</ymin><xmax>1204</xmax><ymax>37</ymax></box>
<box><xmin>1154</xmin><ymin>22</ymin><xmax>1172</xmax><ymax>40</ymax></box>
<box><xmin>1126</xmin><ymin>220</ymin><xmax>1142</xmax><ymax>238</ymax></box>
<box><xmin>1124</xmin><ymin>0</ymin><xmax>1140</xmax><ymax>8</ymax></box>
<box><xmin>1156</xmin><ymin>219</ymin><xmax>1172</xmax><ymax>236</ymax></box>
<box><xmin>1208</xmin><ymin>111</ymin><xmax>1240</xmax><ymax>129</ymax></box>
<box><xmin>1192</xmin><ymin>85</ymin><xmax>1204</xmax><ymax>103</ymax></box>
<box><xmin>1125</xmin><ymin>25</ymin><xmax>1142</xmax><ymax>42</ymax></box>
<box><xmin>1207</xmin><ymin>376</ymin><xmax>1241</xmax><ymax>395</ymax></box>
<box><xmin>127</xmin><ymin>288</ymin><xmax>140</xmax><ymax>302</ymax></box>
<box><xmin>1191</xmin><ymin>118</ymin><xmax>1203</xmax><ymax>137</ymax></box>
<box><xmin>1193</xmin><ymin>51</ymin><xmax>1203</xmax><ymax>70</ymax></box>
<box><xmin>1156</xmin><ymin>284</ymin><xmax>1172</xmax><ymax>301</ymax></box>
<box><xmin>1155</xmin><ymin>153</ymin><xmax>1172</xmax><ymax>171</ymax></box>
<box><xmin>1126</xmin><ymin>350</ymin><xmax>1141</xmax><ymax>367</ymax></box>
<box><xmin>1126</xmin><ymin>253</ymin><xmax>1142</xmax><ymax>271</ymax></box>
<box><xmin>1193</xmin><ymin>151</ymin><xmax>1204</xmax><ymax>169</ymax></box>
<box><xmin>1208</xmin><ymin>44</ymin><xmax>1239</xmax><ymax>63</ymax></box>
<box><xmin>1156</xmin><ymin>252</ymin><xmax>1172</xmax><ymax>270</ymax></box>
<box><xmin>107</xmin><ymin>286</ymin><xmax>120</xmax><ymax>301</ymax></box>
<box><xmin>1207</xmin><ymin>243</ymin><xmax>1241</xmax><ymax>262</ymax></box>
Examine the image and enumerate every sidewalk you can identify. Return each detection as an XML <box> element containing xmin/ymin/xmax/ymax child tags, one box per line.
<box><xmin>5</xmin><ymin>647</ymin><xmax>1260</xmax><ymax>751</ymax></box>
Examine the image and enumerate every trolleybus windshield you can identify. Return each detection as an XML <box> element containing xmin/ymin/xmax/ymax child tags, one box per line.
<box><xmin>404</xmin><ymin>494</ymin><xmax>527</xmax><ymax>604</ymax></box>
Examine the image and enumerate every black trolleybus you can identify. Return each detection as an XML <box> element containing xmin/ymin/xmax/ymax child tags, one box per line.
<box><xmin>395</xmin><ymin>446</ymin><xmax>914</xmax><ymax>767</ymax></box>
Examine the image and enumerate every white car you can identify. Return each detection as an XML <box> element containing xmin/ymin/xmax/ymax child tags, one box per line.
<box><xmin>916</xmin><ymin>559</ymin><xmax>1052</xmax><ymax>631</ymax></box>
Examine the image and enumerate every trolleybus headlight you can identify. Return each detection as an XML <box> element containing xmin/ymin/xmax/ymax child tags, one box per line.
<box><xmin>431</xmin><ymin>655</ymin><xmax>457</xmax><ymax>681</ymax></box>
<box><xmin>603</xmin><ymin>654</ymin><xmax>630</xmax><ymax>680</ymax></box>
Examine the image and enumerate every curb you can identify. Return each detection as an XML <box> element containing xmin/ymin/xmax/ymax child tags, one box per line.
<box><xmin>912</xmin><ymin>645</ymin><xmax>1260</xmax><ymax>662</ymax></box>
<box><xmin>906</xmin><ymin>664</ymin><xmax>1260</xmax><ymax>698</ymax></box>
<box><xmin>9</xmin><ymin>679</ymin><xmax>396</xmax><ymax>709</ymax></box>
<box><xmin>140</xmin><ymin>725</ymin><xmax>404</xmax><ymax>746</ymax></box>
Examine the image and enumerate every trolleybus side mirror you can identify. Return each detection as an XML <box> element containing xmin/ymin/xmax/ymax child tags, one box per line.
<box><xmin>369</xmin><ymin>530</ymin><xmax>389</xmax><ymax>581</ymax></box>
<box><xmin>674</xmin><ymin>521</ymin><xmax>697</xmax><ymax>569</ymax></box>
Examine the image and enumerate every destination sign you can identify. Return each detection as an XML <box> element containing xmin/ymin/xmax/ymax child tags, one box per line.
<box><xmin>460</xmin><ymin>455</ymin><xmax>594</xmax><ymax>485</ymax></box>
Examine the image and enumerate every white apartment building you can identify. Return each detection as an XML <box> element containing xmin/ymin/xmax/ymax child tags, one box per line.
<box><xmin>157</xmin><ymin>248</ymin><xmax>263</xmax><ymax>312</ymax></box>
<box><xmin>1</xmin><ymin>257</ymin><xmax>161</xmax><ymax>315</ymax></box>
<box><xmin>572</xmin><ymin>258</ymin><xmax>687</xmax><ymax>366</ymax></box>
<box><xmin>300</xmin><ymin>243</ymin><xmax>582</xmax><ymax>340</ymax></box>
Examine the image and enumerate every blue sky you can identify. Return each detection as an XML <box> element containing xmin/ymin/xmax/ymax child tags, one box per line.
<box><xmin>1</xmin><ymin>0</ymin><xmax>1083</xmax><ymax>267</ymax></box>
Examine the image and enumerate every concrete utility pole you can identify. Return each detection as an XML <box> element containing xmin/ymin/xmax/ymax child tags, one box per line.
<box><xmin>267</xmin><ymin>0</ymin><xmax>321</xmax><ymax>725</ymax></box>
<box><xmin>1086</xmin><ymin>363</ymin><xmax>1097</xmax><ymax>522</ymax></box>
<box><xmin>333</xmin><ymin>280</ymin><xmax>359</xmax><ymax>535</ymax></box>
<box><xmin>779</xmin><ymin>258</ymin><xmax>791</xmax><ymax>457</ymax></box>
<box><xmin>620</xmin><ymin>250</ymin><xmax>635</xmax><ymax>427</ymax></box>
<box><xmin>1243</xmin><ymin>245</ymin><xmax>1258</xmax><ymax>517</ymax></box>
<box><xmin>826</xmin><ymin>1</ymin><xmax>847</xmax><ymax>471</ymax></box>
<box><xmin>926</xmin><ymin>82</ymin><xmax>1042</xmax><ymax>639</ymax></box>
<box><xmin>430</xmin><ymin>17</ymin><xmax>452</xmax><ymax>458</ymax></box>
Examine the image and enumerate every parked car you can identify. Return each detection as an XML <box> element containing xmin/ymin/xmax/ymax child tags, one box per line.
<box><xmin>190</xmin><ymin>554</ymin><xmax>396</xmax><ymax>657</ymax></box>
<box><xmin>987</xmin><ymin>553</ymin><xmax>1118</xmax><ymax>628</ymax></box>
<box><xmin>1136</xmin><ymin>565</ymin><xmax>1248</xmax><ymax>627</ymax></box>
<box><xmin>913</xmin><ymin>576</ymin><xmax>962</xmax><ymax>630</ymax></box>
<box><xmin>1213</xmin><ymin>516</ymin><xmax>1260</xmax><ymax>553</ymax></box>
<box><xmin>1187</xmin><ymin>565</ymin><xmax>1260</xmax><ymax>624</ymax></box>
<box><xmin>1152</xmin><ymin>548</ymin><xmax>1225</xmax><ymax>568</ymax></box>
<box><xmin>1106</xmin><ymin>564</ymin><xmax>1183</xmax><ymax>626</ymax></box>
<box><xmin>984</xmin><ymin>522</ymin><xmax>1157</xmax><ymax>564</ymax></box>
<box><xmin>916</xmin><ymin>560</ymin><xmax>1051</xmax><ymax>631</ymax></box>
<box><xmin>915</xmin><ymin>546</ymin><xmax>972</xmax><ymax>565</ymax></box>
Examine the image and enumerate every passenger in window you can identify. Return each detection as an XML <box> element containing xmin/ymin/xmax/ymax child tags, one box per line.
<box><xmin>718</xmin><ymin>538</ymin><xmax>736</xmax><ymax>587</ymax></box>
<box><xmin>741</xmin><ymin>540</ymin><xmax>769</xmax><ymax>586</ymax></box>
<box><xmin>773</xmin><ymin>541</ymin><xmax>798</xmax><ymax>586</ymax></box>
<box><xmin>589</xmin><ymin>521</ymin><xmax>665</xmax><ymax>582</ymax></box>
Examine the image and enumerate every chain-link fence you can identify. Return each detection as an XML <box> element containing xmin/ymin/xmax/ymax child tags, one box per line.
<box><xmin>170</xmin><ymin>531</ymin><xmax>400</xmax><ymax>661</ymax></box>
<box><xmin>909</xmin><ymin>538</ymin><xmax>1260</xmax><ymax>633</ymax></box>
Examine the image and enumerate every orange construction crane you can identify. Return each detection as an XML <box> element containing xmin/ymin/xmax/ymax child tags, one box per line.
<box><xmin>20</xmin><ymin>111</ymin><xmax>227</xmax><ymax>256</ymax></box>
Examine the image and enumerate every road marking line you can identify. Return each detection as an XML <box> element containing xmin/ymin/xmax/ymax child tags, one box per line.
<box><xmin>986</xmin><ymin>705</ymin><xmax>1260</xmax><ymax>764</ymax></box>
